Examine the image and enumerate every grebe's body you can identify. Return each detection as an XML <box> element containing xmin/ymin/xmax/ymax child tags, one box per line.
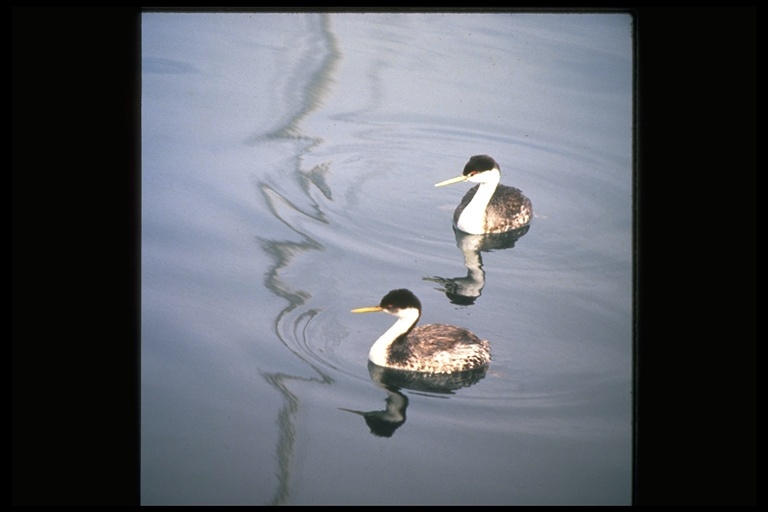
<box><xmin>352</xmin><ymin>289</ymin><xmax>491</xmax><ymax>374</ymax></box>
<box><xmin>436</xmin><ymin>154</ymin><xmax>532</xmax><ymax>235</ymax></box>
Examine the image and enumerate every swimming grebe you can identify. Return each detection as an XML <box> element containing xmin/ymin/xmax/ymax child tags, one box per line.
<box><xmin>351</xmin><ymin>288</ymin><xmax>491</xmax><ymax>374</ymax></box>
<box><xmin>435</xmin><ymin>154</ymin><xmax>532</xmax><ymax>235</ymax></box>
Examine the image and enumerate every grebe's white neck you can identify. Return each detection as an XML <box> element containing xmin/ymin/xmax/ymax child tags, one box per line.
<box><xmin>456</xmin><ymin>168</ymin><xmax>500</xmax><ymax>235</ymax></box>
<box><xmin>368</xmin><ymin>307</ymin><xmax>420</xmax><ymax>367</ymax></box>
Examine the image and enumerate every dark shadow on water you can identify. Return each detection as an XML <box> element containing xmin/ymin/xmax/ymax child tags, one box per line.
<box><xmin>424</xmin><ymin>225</ymin><xmax>530</xmax><ymax>305</ymax></box>
<box><xmin>341</xmin><ymin>361</ymin><xmax>488</xmax><ymax>437</ymax></box>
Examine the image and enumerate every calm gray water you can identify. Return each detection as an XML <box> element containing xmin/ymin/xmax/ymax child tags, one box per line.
<box><xmin>141</xmin><ymin>12</ymin><xmax>633</xmax><ymax>505</ymax></box>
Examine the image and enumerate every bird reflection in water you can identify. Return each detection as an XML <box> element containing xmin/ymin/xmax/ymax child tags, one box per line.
<box><xmin>425</xmin><ymin>225</ymin><xmax>530</xmax><ymax>305</ymax></box>
<box><xmin>340</xmin><ymin>361</ymin><xmax>488</xmax><ymax>437</ymax></box>
<box><xmin>339</xmin><ymin>385</ymin><xmax>408</xmax><ymax>438</ymax></box>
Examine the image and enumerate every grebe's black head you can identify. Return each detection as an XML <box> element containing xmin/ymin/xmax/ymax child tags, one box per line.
<box><xmin>379</xmin><ymin>289</ymin><xmax>422</xmax><ymax>313</ymax></box>
<box><xmin>463</xmin><ymin>155</ymin><xmax>499</xmax><ymax>177</ymax></box>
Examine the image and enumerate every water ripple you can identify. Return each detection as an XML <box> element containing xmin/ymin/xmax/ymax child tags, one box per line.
<box><xmin>252</xmin><ymin>13</ymin><xmax>343</xmax><ymax>505</ymax></box>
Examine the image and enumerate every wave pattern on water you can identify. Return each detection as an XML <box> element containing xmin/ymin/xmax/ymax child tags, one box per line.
<box><xmin>250</xmin><ymin>13</ymin><xmax>343</xmax><ymax>505</ymax></box>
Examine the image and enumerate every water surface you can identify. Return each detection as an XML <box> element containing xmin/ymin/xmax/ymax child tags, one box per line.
<box><xmin>141</xmin><ymin>12</ymin><xmax>633</xmax><ymax>505</ymax></box>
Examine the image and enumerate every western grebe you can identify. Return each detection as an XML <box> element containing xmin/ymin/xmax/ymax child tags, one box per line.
<box><xmin>351</xmin><ymin>288</ymin><xmax>491</xmax><ymax>374</ymax></box>
<box><xmin>435</xmin><ymin>154</ymin><xmax>532</xmax><ymax>235</ymax></box>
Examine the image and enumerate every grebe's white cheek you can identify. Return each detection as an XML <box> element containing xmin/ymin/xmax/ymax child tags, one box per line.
<box><xmin>395</xmin><ymin>307</ymin><xmax>420</xmax><ymax>321</ymax></box>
